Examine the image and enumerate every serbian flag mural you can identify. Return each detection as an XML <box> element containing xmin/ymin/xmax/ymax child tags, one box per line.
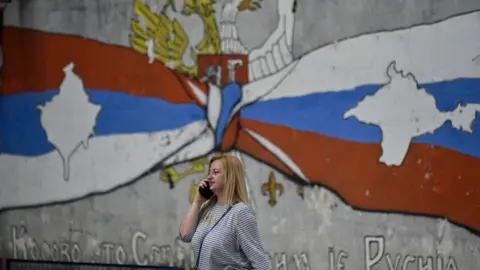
<box><xmin>1</xmin><ymin>7</ymin><xmax>480</xmax><ymax>234</ymax></box>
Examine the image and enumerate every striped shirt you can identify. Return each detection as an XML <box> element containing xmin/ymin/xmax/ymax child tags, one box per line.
<box><xmin>180</xmin><ymin>202</ymin><xmax>272</xmax><ymax>270</ymax></box>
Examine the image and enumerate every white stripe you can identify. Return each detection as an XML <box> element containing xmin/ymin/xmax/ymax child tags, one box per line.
<box><xmin>162</xmin><ymin>128</ymin><xmax>215</xmax><ymax>167</ymax></box>
<box><xmin>231</xmin><ymin>60</ymin><xmax>298</xmax><ymax>117</ymax></box>
<box><xmin>187</xmin><ymin>80</ymin><xmax>207</xmax><ymax>105</ymax></box>
<box><xmin>244</xmin><ymin>128</ymin><xmax>307</xmax><ymax>181</ymax></box>
<box><xmin>0</xmin><ymin>121</ymin><xmax>209</xmax><ymax>210</ymax></box>
<box><xmin>255</xmin><ymin>11</ymin><xmax>480</xmax><ymax>101</ymax></box>
<box><xmin>206</xmin><ymin>83</ymin><xmax>222</xmax><ymax>129</ymax></box>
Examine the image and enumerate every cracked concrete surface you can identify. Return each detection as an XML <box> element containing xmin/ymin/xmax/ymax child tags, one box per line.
<box><xmin>1</xmin><ymin>0</ymin><xmax>480</xmax><ymax>269</ymax></box>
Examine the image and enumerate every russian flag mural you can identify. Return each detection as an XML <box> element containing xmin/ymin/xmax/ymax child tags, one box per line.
<box><xmin>1</xmin><ymin>1</ymin><xmax>480</xmax><ymax>237</ymax></box>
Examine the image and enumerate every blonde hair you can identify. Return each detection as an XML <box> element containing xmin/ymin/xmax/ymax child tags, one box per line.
<box><xmin>198</xmin><ymin>154</ymin><xmax>249</xmax><ymax>219</ymax></box>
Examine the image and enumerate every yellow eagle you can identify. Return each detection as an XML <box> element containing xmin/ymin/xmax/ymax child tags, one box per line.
<box><xmin>129</xmin><ymin>0</ymin><xmax>262</xmax><ymax>77</ymax></box>
<box><xmin>129</xmin><ymin>0</ymin><xmax>264</xmax><ymax>187</ymax></box>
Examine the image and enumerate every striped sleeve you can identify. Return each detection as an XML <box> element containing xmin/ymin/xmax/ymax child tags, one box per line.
<box><xmin>235</xmin><ymin>205</ymin><xmax>272</xmax><ymax>270</ymax></box>
<box><xmin>179</xmin><ymin>228</ymin><xmax>195</xmax><ymax>243</ymax></box>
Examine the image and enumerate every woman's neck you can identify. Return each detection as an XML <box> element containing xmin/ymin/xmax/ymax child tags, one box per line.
<box><xmin>216</xmin><ymin>192</ymin><xmax>229</xmax><ymax>206</ymax></box>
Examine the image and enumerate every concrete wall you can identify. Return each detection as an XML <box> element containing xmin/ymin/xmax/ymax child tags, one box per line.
<box><xmin>1</xmin><ymin>0</ymin><xmax>480</xmax><ymax>269</ymax></box>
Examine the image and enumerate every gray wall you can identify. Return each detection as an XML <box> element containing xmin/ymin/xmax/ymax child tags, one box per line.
<box><xmin>1</xmin><ymin>0</ymin><xmax>480</xmax><ymax>269</ymax></box>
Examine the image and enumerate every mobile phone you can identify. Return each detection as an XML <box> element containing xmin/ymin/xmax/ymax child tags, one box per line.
<box><xmin>199</xmin><ymin>181</ymin><xmax>214</xmax><ymax>199</ymax></box>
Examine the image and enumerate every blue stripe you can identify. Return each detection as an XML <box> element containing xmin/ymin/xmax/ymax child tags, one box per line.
<box><xmin>2</xmin><ymin>78</ymin><xmax>479</xmax><ymax>159</ymax></box>
<box><xmin>215</xmin><ymin>83</ymin><xmax>242</xmax><ymax>147</ymax></box>
<box><xmin>0</xmin><ymin>90</ymin><xmax>205</xmax><ymax>156</ymax></box>
<box><xmin>241</xmin><ymin>78</ymin><xmax>480</xmax><ymax>159</ymax></box>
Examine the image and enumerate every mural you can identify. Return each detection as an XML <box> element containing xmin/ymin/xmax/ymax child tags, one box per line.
<box><xmin>1</xmin><ymin>0</ymin><xmax>480</xmax><ymax>268</ymax></box>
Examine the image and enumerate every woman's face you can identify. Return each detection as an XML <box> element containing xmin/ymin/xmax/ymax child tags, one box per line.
<box><xmin>208</xmin><ymin>160</ymin><xmax>225</xmax><ymax>193</ymax></box>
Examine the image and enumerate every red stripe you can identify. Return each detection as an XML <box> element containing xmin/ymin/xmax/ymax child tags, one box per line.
<box><xmin>2</xmin><ymin>27</ymin><xmax>208</xmax><ymax>105</ymax></box>
<box><xmin>241</xmin><ymin>119</ymin><xmax>480</xmax><ymax>232</ymax></box>
<box><xmin>0</xmin><ymin>7</ymin><xmax>4</xmax><ymax>82</ymax></box>
<box><xmin>236</xmin><ymin>129</ymin><xmax>294</xmax><ymax>176</ymax></box>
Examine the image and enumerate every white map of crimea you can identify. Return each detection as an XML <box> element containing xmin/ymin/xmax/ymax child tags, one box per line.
<box><xmin>37</xmin><ymin>62</ymin><xmax>101</xmax><ymax>181</ymax></box>
<box><xmin>344</xmin><ymin>61</ymin><xmax>480</xmax><ymax>166</ymax></box>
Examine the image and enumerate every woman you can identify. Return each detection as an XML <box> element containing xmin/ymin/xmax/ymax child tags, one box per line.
<box><xmin>179</xmin><ymin>155</ymin><xmax>272</xmax><ymax>270</ymax></box>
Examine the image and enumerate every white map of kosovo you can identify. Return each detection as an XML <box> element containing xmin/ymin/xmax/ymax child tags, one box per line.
<box><xmin>344</xmin><ymin>61</ymin><xmax>480</xmax><ymax>166</ymax></box>
<box><xmin>38</xmin><ymin>62</ymin><xmax>101</xmax><ymax>181</ymax></box>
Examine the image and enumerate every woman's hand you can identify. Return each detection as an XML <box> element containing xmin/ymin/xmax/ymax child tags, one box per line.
<box><xmin>194</xmin><ymin>178</ymin><xmax>210</xmax><ymax>203</ymax></box>
<box><xmin>179</xmin><ymin>178</ymin><xmax>209</xmax><ymax>242</ymax></box>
